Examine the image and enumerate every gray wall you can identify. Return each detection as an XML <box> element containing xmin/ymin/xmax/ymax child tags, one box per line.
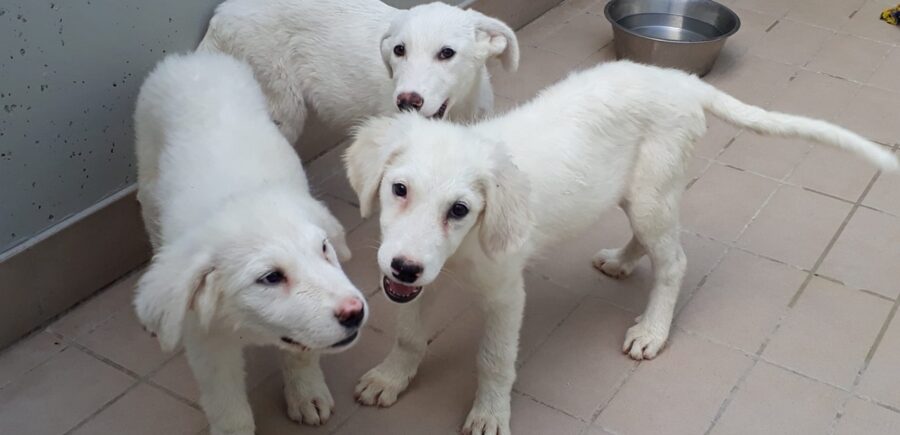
<box><xmin>0</xmin><ymin>0</ymin><xmax>464</xmax><ymax>255</ymax></box>
<box><xmin>0</xmin><ymin>0</ymin><xmax>223</xmax><ymax>253</ymax></box>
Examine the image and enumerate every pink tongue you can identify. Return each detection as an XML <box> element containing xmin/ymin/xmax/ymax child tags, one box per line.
<box><xmin>389</xmin><ymin>281</ymin><xmax>418</xmax><ymax>296</ymax></box>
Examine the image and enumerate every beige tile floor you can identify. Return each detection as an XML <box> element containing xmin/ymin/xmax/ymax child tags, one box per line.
<box><xmin>2</xmin><ymin>0</ymin><xmax>900</xmax><ymax>433</ymax></box>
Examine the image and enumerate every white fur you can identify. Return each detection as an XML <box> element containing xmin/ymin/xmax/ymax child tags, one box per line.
<box><xmin>344</xmin><ymin>60</ymin><xmax>899</xmax><ymax>435</ymax></box>
<box><xmin>198</xmin><ymin>0</ymin><xmax>519</xmax><ymax>145</ymax></box>
<box><xmin>133</xmin><ymin>52</ymin><xmax>368</xmax><ymax>435</ymax></box>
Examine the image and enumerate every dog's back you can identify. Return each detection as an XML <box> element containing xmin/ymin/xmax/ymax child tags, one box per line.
<box><xmin>134</xmin><ymin>52</ymin><xmax>307</xmax><ymax>243</ymax></box>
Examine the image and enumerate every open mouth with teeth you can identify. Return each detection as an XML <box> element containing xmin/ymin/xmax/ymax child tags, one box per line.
<box><xmin>429</xmin><ymin>100</ymin><xmax>448</xmax><ymax>119</ymax></box>
<box><xmin>382</xmin><ymin>275</ymin><xmax>423</xmax><ymax>303</ymax></box>
<box><xmin>280</xmin><ymin>330</ymin><xmax>359</xmax><ymax>351</ymax></box>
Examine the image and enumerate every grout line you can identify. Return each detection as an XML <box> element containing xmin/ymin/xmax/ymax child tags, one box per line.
<box><xmin>513</xmin><ymin>390</ymin><xmax>589</xmax><ymax>422</ymax></box>
<box><xmin>827</xmin><ymin>290</ymin><xmax>900</xmax><ymax>433</ymax></box>
<box><xmin>765</xmin><ymin>20</ymin><xmax>780</xmax><ymax>33</ymax></box>
<box><xmin>589</xmin><ymin>363</ymin><xmax>640</xmax><ymax>424</ymax></box>
<box><xmin>61</xmin><ymin>380</ymin><xmax>143</xmax><ymax>435</ymax></box>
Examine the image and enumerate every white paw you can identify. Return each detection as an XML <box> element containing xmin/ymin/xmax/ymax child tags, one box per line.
<box><xmin>284</xmin><ymin>377</ymin><xmax>334</xmax><ymax>426</ymax></box>
<box><xmin>592</xmin><ymin>249</ymin><xmax>635</xmax><ymax>279</ymax></box>
<box><xmin>623</xmin><ymin>321</ymin><xmax>669</xmax><ymax>360</ymax></box>
<box><xmin>462</xmin><ymin>406</ymin><xmax>510</xmax><ymax>435</ymax></box>
<box><xmin>354</xmin><ymin>366</ymin><xmax>411</xmax><ymax>407</ymax></box>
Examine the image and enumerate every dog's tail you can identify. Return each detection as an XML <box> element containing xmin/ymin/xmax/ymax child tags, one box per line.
<box><xmin>698</xmin><ymin>82</ymin><xmax>898</xmax><ymax>172</ymax></box>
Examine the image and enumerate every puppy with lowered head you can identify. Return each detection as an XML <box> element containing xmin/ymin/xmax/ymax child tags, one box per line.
<box><xmin>133</xmin><ymin>52</ymin><xmax>367</xmax><ymax>435</ymax></box>
<box><xmin>344</xmin><ymin>60</ymin><xmax>899</xmax><ymax>435</ymax></box>
<box><xmin>198</xmin><ymin>0</ymin><xmax>519</xmax><ymax>144</ymax></box>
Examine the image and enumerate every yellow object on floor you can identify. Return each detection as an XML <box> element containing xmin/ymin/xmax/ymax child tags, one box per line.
<box><xmin>881</xmin><ymin>3</ymin><xmax>900</xmax><ymax>25</ymax></box>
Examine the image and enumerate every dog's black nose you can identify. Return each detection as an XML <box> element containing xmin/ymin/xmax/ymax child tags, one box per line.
<box><xmin>335</xmin><ymin>297</ymin><xmax>365</xmax><ymax>328</ymax></box>
<box><xmin>396</xmin><ymin>92</ymin><xmax>424</xmax><ymax>112</ymax></box>
<box><xmin>391</xmin><ymin>257</ymin><xmax>423</xmax><ymax>283</ymax></box>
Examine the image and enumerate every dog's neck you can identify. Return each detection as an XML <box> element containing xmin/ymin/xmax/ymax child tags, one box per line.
<box><xmin>448</xmin><ymin>66</ymin><xmax>491</xmax><ymax>122</ymax></box>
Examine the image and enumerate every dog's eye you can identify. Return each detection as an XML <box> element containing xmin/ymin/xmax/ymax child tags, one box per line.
<box><xmin>257</xmin><ymin>269</ymin><xmax>286</xmax><ymax>285</ymax></box>
<box><xmin>448</xmin><ymin>201</ymin><xmax>469</xmax><ymax>219</ymax></box>
<box><xmin>392</xmin><ymin>182</ymin><xmax>407</xmax><ymax>198</ymax></box>
<box><xmin>438</xmin><ymin>47</ymin><xmax>455</xmax><ymax>60</ymax></box>
<box><xmin>437</xmin><ymin>47</ymin><xmax>455</xmax><ymax>60</ymax></box>
<box><xmin>393</xmin><ymin>44</ymin><xmax>405</xmax><ymax>57</ymax></box>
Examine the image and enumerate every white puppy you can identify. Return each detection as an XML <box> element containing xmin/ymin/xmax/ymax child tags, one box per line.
<box><xmin>344</xmin><ymin>60</ymin><xmax>898</xmax><ymax>435</ymax></box>
<box><xmin>198</xmin><ymin>0</ymin><xmax>519</xmax><ymax>144</ymax></box>
<box><xmin>133</xmin><ymin>52</ymin><xmax>368</xmax><ymax>434</ymax></box>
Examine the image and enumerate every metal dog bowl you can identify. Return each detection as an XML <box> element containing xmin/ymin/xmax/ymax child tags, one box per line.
<box><xmin>604</xmin><ymin>0</ymin><xmax>740</xmax><ymax>76</ymax></box>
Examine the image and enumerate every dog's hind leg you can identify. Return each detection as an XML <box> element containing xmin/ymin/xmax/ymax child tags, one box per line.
<box><xmin>592</xmin><ymin>200</ymin><xmax>646</xmax><ymax>279</ymax></box>
<box><xmin>620</xmin><ymin>140</ymin><xmax>689</xmax><ymax>360</ymax></box>
<box><xmin>355</xmin><ymin>292</ymin><xmax>432</xmax><ymax>407</ymax></box>
<box><xmin>282</xmin><ymin>351</ymin><xmax>334</xmax><ymax>426</ymax></box>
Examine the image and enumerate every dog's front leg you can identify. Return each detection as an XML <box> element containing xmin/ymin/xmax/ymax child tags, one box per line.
<box><xmin>185</xmin><ymin>336</ymin><xmax>254</xmax><ymax>435</ymax></box>
<box><xmin>282</xmin><ymin>351</ymin><xmax>334</xmax><ymax>426</ymax></box>
<box><xmin>355</xmin><ymin>294</ymin><xmax>430</xmax><ymax>407</ymax></box>
<box><xmin>463</xmin><ymin>275</ymin><xmax>525</xmax><ymax>435</ymax></box>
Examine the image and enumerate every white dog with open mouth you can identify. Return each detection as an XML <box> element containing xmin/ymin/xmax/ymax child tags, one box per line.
<box><xmin>198</xmin><ymin>0</ymin><xmax>519</xmax><ymax>145</ymax></box>
<box><xmin>344</xmin><ymin>60</ymin><xmax>898</xmax><ymax>435</ymax></box>
<box><xmin>133</xmin><ymin>52</ymin><xmax>368</xmax><ymax>434</ymax></box>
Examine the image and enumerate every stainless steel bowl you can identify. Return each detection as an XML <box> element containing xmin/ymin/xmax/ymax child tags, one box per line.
<box><xmin>604</xmin><ymin>0</ymin><xmax>740</xmax><ymax>76</ymax></box>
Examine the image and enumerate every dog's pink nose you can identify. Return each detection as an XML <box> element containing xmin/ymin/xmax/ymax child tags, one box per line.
<box><xmin>397</xmin><ymin>92</ymin><xmax>424</xmax><ymax>111</ymax></box>
<box><xmin>335</xmin><ymin>297</ymin><xmax>365</xmax><ymax>328</ymax></box>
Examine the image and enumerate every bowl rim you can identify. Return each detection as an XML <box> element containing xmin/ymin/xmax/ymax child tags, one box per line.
<box><xmin>603</xmin><ymin>0</ymin><xmax>742</xmax><ymax>45</ymax></box>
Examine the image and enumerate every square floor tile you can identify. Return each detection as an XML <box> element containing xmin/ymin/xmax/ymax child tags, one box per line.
<box><xmin>333</xmin><ymin>312</ymin><xmax>482</xmax><ymax>435</ymax></box>
<box><xmin>841</xmin><ymin>0</ymin><xmax>900</xmax><ymax>46</ymax></box>
<box><xmin>0</xmin><ymin>347</ymin><xmax>134</xmax><ymax>434</ymax></box>
<box><xmin>0</xmin><ymin>331</ymin><xmax>65</xmax><ymax>389</ymax></box>
<box><xmin>709</xmin><ymin>56</ymin><xmax>797</xmax><ymax>107</ymax></box>
<box><xmin>515</xmin><ymin>299</ymin><xmax>637</xmax><ymax>420</ymax></box>
<box><xmin>678</xmin><ymin>249</ymin><xmax>807</xmax><ymax>353</ymax></box>
<box><xmin>788</xmin><ymin>144</ymin><xmax>879</xmax><ymax>201</ymax></box>
<box><xmin>682</xmin><ymin>164</ymin><xmax>780</xmax><ymax>242</ymax></box>
<box><xmin>819</xmin><ymin>208</ymin><xmax>900</xmax><ymax>298</ymax></box>
<box><xmin>364</xmin><ymin>276</ymin><xmax>475</xmax><ymax>342</ymax></box>
<box><xmin>596</xmin><ymin>331</ymin><xmax>753</xmax><ymax>435</ymax></box>
<box><xmin>70</xmin><ymin>384</ymin><xmax>206</xmax><ymax>435</ymax></box>
<box><xmin>321</xmin><ymin>195</ymin><xmax>363</xmax><ymax>234</ymax></box>
<box><xmin>750</xmin><ymin>19</ymin><xmax>833</xmax><ymax>66</ymax></box>
<box><xmin>864</xmin><ymin>152</ymin><xmax>900</xmax><ymax>217</ymax></box>
<box><xmin>510</xmin><ymin>393</ymin><xmax>586</xmax><ymax>435</ymax></box>
<box><xmin>857</xmin><ymin>315</ymin><xmax>900</xmax><ymax>409</ymax></box>
<box><xmin>737</xmin><ymin>186</ymin><xmax>852</xmax><ymax>269</ymax></box>
<box><xmin>47</xmin><ymin>270</ymin><xmax>139</xmax><ymax>340</ymax></box>
<box><xmin>74</xmin><ymin>306</ymin><xmax>169</xmax><ymax>376</ymax></box>
<box><xmin>491</xmin><ymin>45</ymin><xmax>583</xmax><ymax>101</ymax></box>
<box><xmin>868</xmin><ymin>47</ymin><xmax>900</xmax><ymax>93</ymax></box>
<box><xmin>763</xmin><ymin>277</ymin><xmax>890</xmax><ymax>388</ymax></box>
<box><xmin>518</xmin><ymin>272</ymin><xmax>584</xmax><ymax>363</ymax></box>
<box><xmin>710</xmin><ymin>362</ymin><xmax>843</xmax><ymax>435</ymax></box>
<box><xmin>714</xmin><ymin>8</ymin><xmax>779</xmax><ymax>63</ymax></box>
<box><xmin>517</xmin><ymin>2</ymin><xmax>586</xmax><ymax>49</ymax></box>
<box><xmin>716</xmin><ymin>133</ymin><xmax>810</xmax><ymax>180</ymax></box>
<box><xmin>785</xmin><ymin>0</ymin><xmax>866</xmax><ymax>29</ymax></box>
<box><xmin>834</xmin><ymin>397</ymin><xmax>900</xmax><ymax>435</ymax></box>
<box><xmin>576</xmin><ymin>44</ymin><xmax>617</xmax><ymax>71</ymax></box>
<box><xmin>768</xmin><ymin>70</ymin><xmax>861</xmax><ymax>122</ymax></box>
<box><xmin>537</xmin><ymin>11</ymin><xmax>613</xmax><ymax>62</ymax></box>
<box><xmin>249</xmin><ymin>330</ymin><xmax>393</xmax><ymax>433</ymax></box>
<box><xmin>806</xmin><ymin>33</ymin><xmax>892</xmax><ymax>82</ymax></box>
<box><xmin>733</xmin><ymin>0</ymin><xmax>797</xmax><ymax>16</ymax></box>
<box><xmin>840</xmin><ymin>85</ymin><xmax>900</xmax><ymax>145</ymax></box>
<box><xmin>695</xmin><ymin>118</ymin><xmax>741</xmax><ymax>159</ymax></box>
<box><xmin>340</xmin><ymin>219</ymin><xmax>383</xmax><ymax>295</ymax></box>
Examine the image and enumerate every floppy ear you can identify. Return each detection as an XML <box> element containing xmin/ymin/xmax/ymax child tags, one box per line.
<box><xmin>344</xmin><ymin>117</ymin><xmax>403</xmax><ymax>218</ymax></box>
<box><xmin>133</xmin><ymin>238</ymin><xmax>218</xmax><ymax>352</ymax></box>
<box><xmin>379</xmin><ymin>11</ymin><xmax>408</xmax><ymax>79</ymax></box>
<box><xmin>478</xmin><ymin>148</ymin><xmax>532</xmax><ymax>256</ymax></box>
<box><xmin>470</xmin><ymin>10</ymin><xmax>519</xmax><ymax>72</ymax></box>
<box><xmin>379</xmin><ymin>31</ymin><xmax>394</xmax><ymax>79</ymax></box>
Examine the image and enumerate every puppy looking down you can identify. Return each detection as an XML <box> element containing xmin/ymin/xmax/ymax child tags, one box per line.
<box><xmin>344</xmin><ymin>60</ymin><xmax>898</xmax><ymax>435</ymax></box>
<box><xmin>133</xmin><ymin>52</ymin><xmax>367</xmax><ymax>435</ymax></box>
<box><xmin>199</xmin><ymin>0</ymin><xmax>519</xmax><ymax>144</ymax></box>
